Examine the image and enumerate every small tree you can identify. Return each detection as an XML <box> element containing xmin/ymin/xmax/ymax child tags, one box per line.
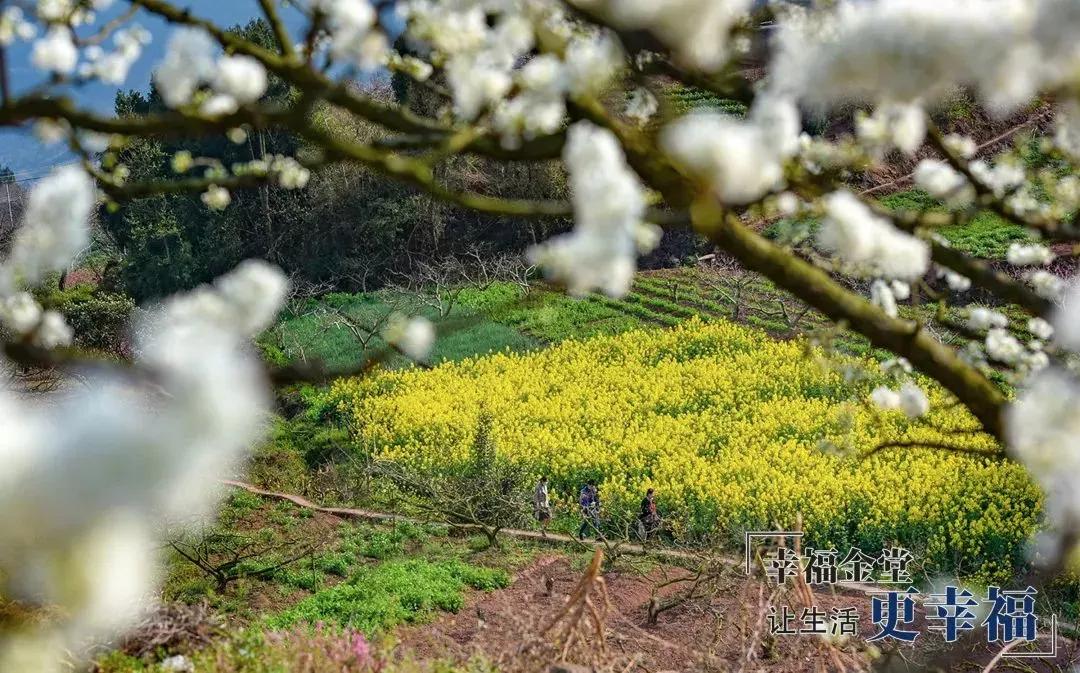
<box><xmin>377</xmin><ymin>410</ymin><xmax>531</xmax><ymax>547</ymax></box>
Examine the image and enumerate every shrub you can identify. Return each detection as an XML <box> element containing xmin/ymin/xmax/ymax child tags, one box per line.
<box><xmin>267</xmin><ymin>559</ymin><xmax>509</xmax><ymax>633</ymax></box>
<box><xmin>37</xmin><ymin>284</ymin><xmax>135</xmax><ymax>356</ymax></box>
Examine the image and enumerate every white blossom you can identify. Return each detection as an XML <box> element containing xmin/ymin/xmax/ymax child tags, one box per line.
<box><xmin>967</xmin><ymin>306</ymin><xmax>1008</xmax><ymax>331</ymax></box>
<box><xmin>942</xmin><ymin>269</ymin><xmax>972</xmax><ymax>292</ymax></box>
<box><xmin>661</xmin><ymin>96</ymin><xmax>800</xmax><ymax>205</ymax></box>
<box><xmin>898</xmin><ymin>381</ymin><xmax>930</xmax><ymax>417</ymax></box>
<box><xmin>986</xmin><ymin>327</ymin><xmax>1024</xmax><ymax>364</ymax></box>
<box><xmin>870</xmin><ymin>279</ymin><xmax>898</xmax><ymax>317</ymax></box>
<box><xmin>1051</xmin><ymin>277</ymin><xmax>1080</xmax><ymax>351</ymax></box>
<box><xmin>625</xmin><ymin>87</ymin><xmax>658</xmax><ymax>125</ymax></box>
<box><xmin>201</xmin><ymin>185</ymin><xmax>231</xmax><ymax>211</ymax></box>
<box><xmin>769</xmin><ymin>0</ymin><xmax>1038</xmax><ymax>114</ymax></box>
<box><xmin>528</xmin><ymin>121</ymin><xmax>651</xmax><ymax>297</ymax></box>
<box><xmin>856</xmin><ymin>102</ymin><xmax>926</xmax><ymax>155</ymax></box>
<box><xmin>0</xmin><ymin>261</ymin><xmax>287</xmax><ymax>671</ymax></box>
<box><xmin>315</xmin><ymin>0</ymin><xmax>386</xmax><ymax>69</ymax></box>
<box><xmin>0</xmin><ymin>7</ymin><xmax>36</xmax><ymax>46</ymax></box>
<box><xmin>914</xmin><ymin>159</ymin><xmax>974</xmax><ymax>206</ymax></box>
<box><xmin>1006</xmin><ymin>242</ymin><xmax>1054</xmax><ymax>266</ymax></box>
<box><xmin>154</xmin><ymin>28</ymin><xmax>217</xmax><ymax>108</ymax></box>
<box><xmin>1</xmin><ymin>292</ymin><xmax>42</xmax><ymax>334</ymax></box>
<box><xmin>881</xmin><ymin>356</ymin><xmax>913</xmax><ymax>377</ymax></box>
<box><xmin>1028</xmin><ymin>317</ymin><xmax>1054</xmax><ymax>340</ymax></box>
<box><xmin>80</xmin><ymin>25</ymin><xmax>149</xmax><ymax>84</ymax></box>
<box><xmin>31</xmin><ymin>25</ymin><xmax>77</xmax><ymax>75</ymax></box>
<box><xmin>969</xmin><ymin>159</ymin><xmax>1025</xmax><ymax>197</ymax></box>
<box><xmin>33</xmin><ymin>310</ymin><xmax>72</xmax><ymax>349</ymax></box>
<box><xmin>815</xmin><ymin>191</ymin><xmax>930</xmax><ymax>280</ymax></box>
<box><xmin>1007</xmin><ymin>368</ymin><xmax>1080</xmax><ymax>553</ymax></box>
<box><xmin>382</xmin><ymin>313</ymin><xmax>436</xmax><ymax>361</ymax></box>
<box><xmin>8</xmin><ymin>165</ymin><xmax>95</xmax><ymax>285</ymax></box>
<box><xmin>871</xmin><ymin>385</ymin><xmax>901</xmax><ymax>410</ymax></box>
<box><xmin>576</xmin><ymin>0</ymin><xmax>753</xmax><ymax>72</ymax></box>
<box><xmin>1029</xmin><ymin>270</ymin><xmax>1064</xmax><ymax>299</ymax></box>
<box><xmin>943</xmin><ymin>133</ymin><xmax>977</xmax><ymax>158</ymax></box>
<box><xmin>890</xmin><ymin>280</ymin><xmax>911</xmax><ymax>301</ymax></box>
<box><xmin>213</xmin><ymin>55</ymin><xmax>268</xmax><ymax>105</ymax></box>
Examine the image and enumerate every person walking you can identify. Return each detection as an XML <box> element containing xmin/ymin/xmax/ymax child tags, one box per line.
<box><xmin>577</xmin><ymin>481</ymin><xmax>600</xmax><ymax>539</ymax></box>
<box><xmin>533</xmin><ymin>476</ymin><xmax>552</xmax><ymax>536</ymax></box>
<box><xmin>638</xmin><ymin>488</ymin><xmax>661</xmax><ymax>542</ymax></box>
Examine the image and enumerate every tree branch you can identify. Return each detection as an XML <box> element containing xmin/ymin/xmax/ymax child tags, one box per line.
<box><xmin>688</xmin><ymin>201</ymin><xmax>1008</xmax><ymax>441</ymax></box>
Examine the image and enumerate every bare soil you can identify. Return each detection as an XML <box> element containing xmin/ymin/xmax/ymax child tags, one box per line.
<box><xmin>395</xmin><ymin>555</ymin><xmax>1079</xmax><ymax>673</ymax></box>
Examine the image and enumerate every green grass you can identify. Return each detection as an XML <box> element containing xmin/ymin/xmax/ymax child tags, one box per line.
<box><xmin>937</xmin><ymin>211</ymin><xmax>1032</xmax><ymax>259</ymax></box>
<box><xmin>266</xmin><ymin>559</ymin><xmax>509</xmax><ymax>633</ymax></box>
<box><xmin>765</xmin><ymin>189</ymin><xmax>1034</xmax><ymax>261</ymax></box>
<box><xmin>878</xmin><ymin>189</ymin><xmax>1033</xmax><ymax>259</ymax></box>
<box><xmin>264</xmin><ymin>291</ymin><xmax>540</xmax><ymax>371</ymax></box>
<box><xmin>456</xmin><ymin>283</ymin><xmax>654</xmax><ymax>341</ymax></box>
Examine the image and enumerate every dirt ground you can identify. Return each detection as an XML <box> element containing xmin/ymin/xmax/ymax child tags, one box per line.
<box><xmin>395</xmin><ymin>555</ymin><xmax>1080</xmax><ymax>673</ymax></box>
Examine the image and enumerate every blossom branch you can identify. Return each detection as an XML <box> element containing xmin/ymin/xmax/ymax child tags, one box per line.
<box><xmin>689</xmin><ymin>202</ymin><xmax>1008</xmax><ymax>440</ymax></box>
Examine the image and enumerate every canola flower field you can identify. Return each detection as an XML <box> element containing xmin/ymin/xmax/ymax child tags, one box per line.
<box><xmin>329</xmin><ymin>319</ymin><xmax>1041</xmax><ymax>581</ymax></box>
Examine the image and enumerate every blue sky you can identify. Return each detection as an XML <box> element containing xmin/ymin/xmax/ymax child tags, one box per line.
<box><xmin>0</xmin><ymin>1</ymin><xmax>308</xmax><ymax>179</ymax></box>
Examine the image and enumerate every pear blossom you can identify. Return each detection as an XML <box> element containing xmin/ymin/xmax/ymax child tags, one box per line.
<box><xmin>1029</xmin><ymin>270</ymin><xmax>1064</xmax><ymax>299</ymax></box>
<box><xmin>871</xmin><ymin>385</ymin><xmax>902</xmax><ymax>410</ymax></box>
<box><xmin>942</xmin><ymin>269</ymin><xmax>972</xmax><ymax>292</ymax></box>
<box><xmin>986</xmin><ymin>328</ymin><xmax>1024</xmax><ymax>364</ymax></box>
<box><xmin>31</xmin><ymin>25</ymin><xmax>77</xmax><ymax>75</ymax></box>
<box><xmin>0</xmin><ymin>7</ymin><xmax>36</xmax><ymax>46</ymax></box>
<box><xmin>914</xmin><ymin>159</ymin><xmax>974</xmax><ymax>206</ymax></box>
<box><xmin>661</xmin><ymin>96</ymin><xmax>800</xmax><ymax>205</ymax></box>
<box><xmin>1006</xmin><ymin>368</ymin><xmax>1080</xmax><ymax>553</ymax></box>
<box><xmin>154</xmin><ymin>28</ymin><xmax>217</xmax><ymax>108</ymax></box>
<box><xmin>8</xmin><ymin>165</ymin><xmax>95</xmax><ymax>284</ymax></box>
<box><xmin>1028</xmin><ymin>317</ymin><xmax>1054</xmax><ymax>340</ymax></box>
<box><xmin>1</xmin><ymin>292</ymin><xmax>42</xmax><ymax>334</ymax></box>
<box><xmin>769</xmin><ymin>0</ymin><xmax>1038</xmax><ymax>114</ymax></box>
<box><xmin>528</xmin><ymin>121</ymin><xmax>652</xmax><ymax>297</ymax></box>
<box><xmin>943</xmin><ymin>133</ymin><xmax>977</xmax><ymax>158</ymax></box>
<box><xmin>1051</xmin><ymin>278</ymin><xmax>1080</xmax><ymax>351</ymax></box>
<box><xmin>33</xmin><ymin>311</ymin><xmax>72</xmax><ymax>349</ymax></box>
<box><xmin>0</xmin><ymin>255</ymin><xmax>287</xmax><ymax>671</ymax></box>
<box><xmin>625</xmin><ymin>88</ymin><xmax>658</xmax><ymax>125</ymax></box>
<box><xmin>967</xmin><ymin>307</ymin><xmax>1008</xmax><ymax>331</ymax></box>
<box><xmin>213</xmin><ymin>55</ymin><xmax>268</xmax><ymax>105</ymax></box>
<box><xmin>1006</xmin><ymin>242</ymin><xmax>1054</xmax><ymax>266</ymax></box>
<box><xmin>870</xmin><ymin>279</ymin><xmax>898</xmax><ymax>317</ymax></box>
<box><xmin>815</xmin><ymin>191</ymin><xmax>930</xmax><ymax>280</ymax></box>
<box><xmin>382</xmin><ymin>313</ymin><xmax>436</xmax><ymax>361</ymax></box>
<box><xmin>574</xmin><ymin>0</ymin><xmax>753</xmax><ymax>72</ymax></box>
<box><xmin>856</xmin><ymin>102</ymin><xmax>926</xmax><ymax>155</ymax></box>
<box><xmin>201</xmin><ymin>185</ymin><xmax>231</xmax><ymax>211</ymax></box>
<box><xmin>898</xmin><ymin>382</ymin><xmax>930</xmax><ymax>417</ymax></box>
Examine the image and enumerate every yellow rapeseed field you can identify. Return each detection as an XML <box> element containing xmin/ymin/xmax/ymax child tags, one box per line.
<box><xmin>330</xmin><ymin>319</ymin><xmax>1041</xmax><ymax>580</ymax></box>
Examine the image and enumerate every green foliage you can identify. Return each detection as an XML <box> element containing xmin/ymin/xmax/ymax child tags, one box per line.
<box><xmin>456</xmin><ymin>282</ymin><xmax>652</xmax><ymax>342</ymax></box>
<box><xmin>938</xmin><ymin>211</ymin><xmax>1033</xmax><ymax>259</ymax></box>
<box><xmin>105</xmin><ymin>20</ymin><xmax>309</xmax><ymax>301</ymax></box>
<box><xmin>265</xmin><ymin>291</ymin><xmax>539</xmax><ymax>372</ymax></box>
<box><xmin>877</xmin><ymin>189</ymin><xmax>1033</xmax><ymax>259</ymax></box>
<box><xmin>266</xmin><ymin>559</ymin><xmax>508</xmax><ymax>633</ymax></box>
<box><xmin>663</xmin><ymin>84</ymin><xmax>747</xmax><ymax>117</ymax></box>
<box><xmin>36</xmin><ymin>283</ymin><xmax>134</xmax><ymax>356</ymax></box>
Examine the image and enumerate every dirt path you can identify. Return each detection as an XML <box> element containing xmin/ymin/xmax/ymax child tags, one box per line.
<box><xmin>222</xmin><ymin>480</ymin><xmax>705</xmax><ymax>563</ymax></box>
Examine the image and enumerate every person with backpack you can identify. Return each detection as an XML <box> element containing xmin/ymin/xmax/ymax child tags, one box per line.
<box><xmin>638</xmin><ymin>488</ymin><xmax>661</xmax><ymax>541</ymax></box>
<box><xmin>577</xmin><ymin>481</ymin><xmax>600</xmax><ymax>539</ymax></box>
<box><xmin>533</xmin><ymin>476</ymin><xmax>551</xmax><ymax>536</ymax></box>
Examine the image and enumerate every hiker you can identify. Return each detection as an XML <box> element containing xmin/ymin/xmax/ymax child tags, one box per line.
<box><xmin>638</xmin><ymin>488</ymin><xmax>661</xmax><ymax>541</ymax></box>
<box><xmin>577</xmin><ymin>481</ymin><xmax>601</xmax><ymax>539</ymax></box>
<box><xmin>533</xmin><ymin>476</ymin><xmax>552</xmax><ymax>535</ymax></box>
